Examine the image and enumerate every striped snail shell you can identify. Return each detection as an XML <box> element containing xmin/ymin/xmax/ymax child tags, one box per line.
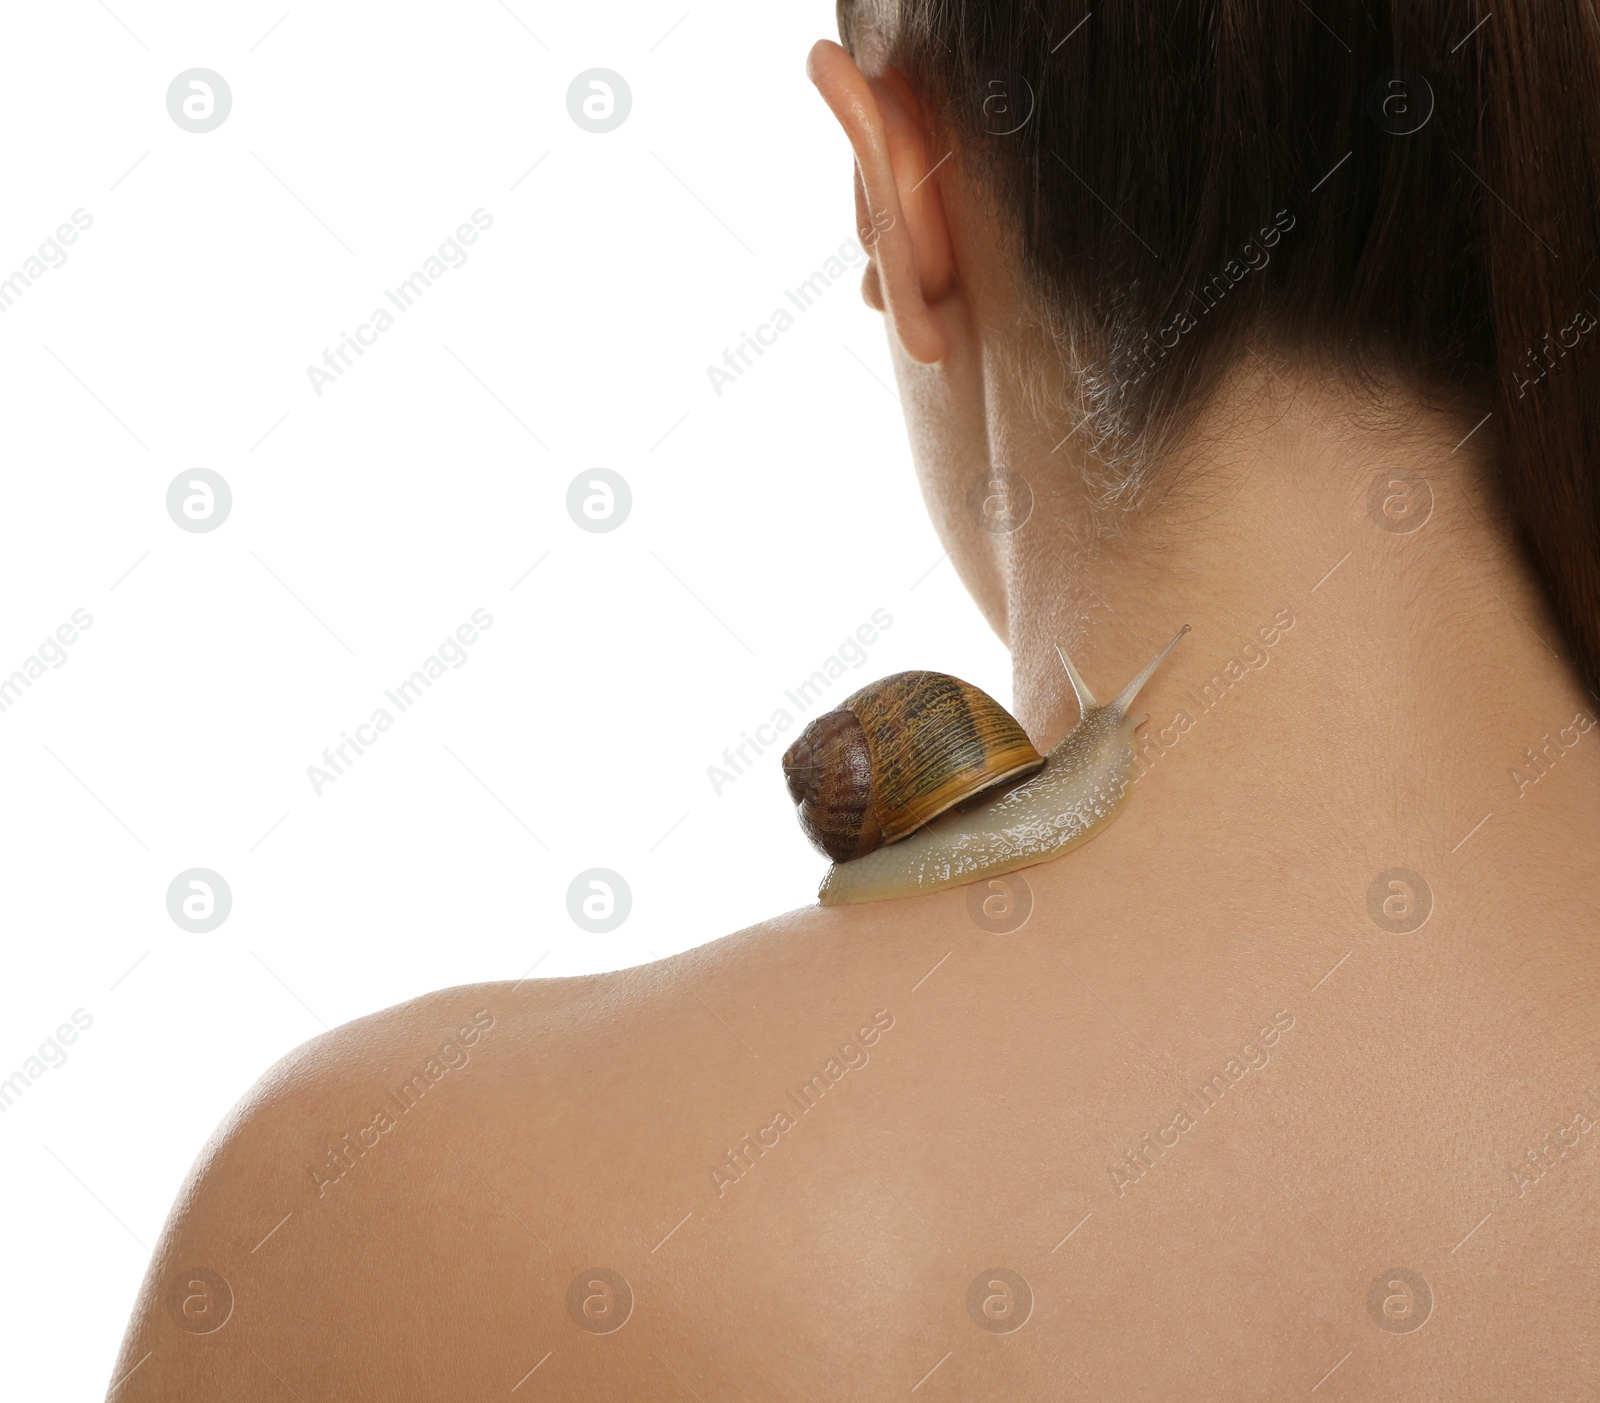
<box><xmin>781</xmin><ymin>671</ymin><xmax>1045</xmax><ymax>862</ymax></box>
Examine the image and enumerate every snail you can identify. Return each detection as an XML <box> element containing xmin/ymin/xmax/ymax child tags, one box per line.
<box><xmin>782</xmin><ymin>624</ymin><xmax>1191</xmax><ymax>905</ymax></box>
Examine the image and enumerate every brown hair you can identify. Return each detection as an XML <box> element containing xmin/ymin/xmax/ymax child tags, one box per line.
<box><xmin>839</xmin><ymin>0</ymin><xmax>1600</xmax><ymax>692</ymax></box>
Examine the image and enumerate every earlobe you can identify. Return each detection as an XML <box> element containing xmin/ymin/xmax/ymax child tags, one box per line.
<box><xmin>807</xmin><ymin>39</ymin><xmax>953</xmax><ymax>364</ymax></box>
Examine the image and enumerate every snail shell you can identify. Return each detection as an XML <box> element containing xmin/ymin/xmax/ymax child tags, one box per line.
<box><xmin>782</xmin><ymin>671</ymin><xmax>1045</xmax><ymax>862</ymax></box>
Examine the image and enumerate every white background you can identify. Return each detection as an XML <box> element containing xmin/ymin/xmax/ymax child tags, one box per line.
<box><xmin>0</xmin><ymin>3</ymin><xmax>1012</xmax><ymax>1395</ymax></box>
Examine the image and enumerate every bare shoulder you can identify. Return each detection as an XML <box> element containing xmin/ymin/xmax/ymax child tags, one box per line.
<box><xmin>101</xmin><ymin>974</ymin><xmax>571</xmax><ymax>1399</ymax></box>
<box><xmin>106</xmin><ymin>906</ymin><xmax>905</xmax><ymax>1400</ymax></box>
<box><xmin>109</xmin><ymin>880</ymin><xmax>1600</xmax><ymax>1400</ymax></box>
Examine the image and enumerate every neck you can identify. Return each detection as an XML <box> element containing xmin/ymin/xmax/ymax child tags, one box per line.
<box><xmin>991</xmin><ymin>354</ymin><xmax>1600</xmax><ymax>878</ymax></box>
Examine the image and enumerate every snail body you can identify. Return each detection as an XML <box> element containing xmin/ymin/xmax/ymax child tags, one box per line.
<box><xmin>806</xmin><ymin>625</ymin><xmax>1191</xmax><ymax>906</ymax></box>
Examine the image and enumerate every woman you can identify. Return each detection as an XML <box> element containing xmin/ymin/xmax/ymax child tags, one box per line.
<box><xmin>110</xmin><ymin>2</ymin><xmax>1600</xmax><ymax>1397</ymax></box>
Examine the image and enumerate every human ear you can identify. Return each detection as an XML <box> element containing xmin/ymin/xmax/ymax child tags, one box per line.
<box><xmin>806</xmin><ymin>39</ymin><xmax>954</xmax><ymax>365</ymax></box>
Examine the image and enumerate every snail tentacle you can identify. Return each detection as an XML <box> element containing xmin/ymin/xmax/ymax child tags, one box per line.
<box><xmin>1054</xmin><ymin>640</ymin><xmax>1097</xmax><ymax>713</ymax></box>
<box><xmin>1108</xmin><ymin>624</ymin><xmax>1192</xmax><ymax>715</ymax></box>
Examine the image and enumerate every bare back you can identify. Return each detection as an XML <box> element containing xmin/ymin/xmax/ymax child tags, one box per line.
<box><xmin>107</xmin><ymin>780</ymin><xmax>1600</xmax><ymax>1400</ymax></box>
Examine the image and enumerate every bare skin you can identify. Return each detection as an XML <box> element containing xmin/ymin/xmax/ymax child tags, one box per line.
<box><xmin>109</xmin><ymin>37</ymin><xmax>1600</xmax><ymax>1402</ymax></box>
